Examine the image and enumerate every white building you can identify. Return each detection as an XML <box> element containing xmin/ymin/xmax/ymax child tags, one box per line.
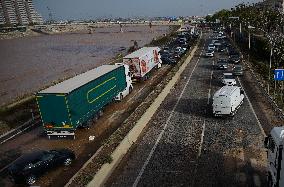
<box><xmin>24</xmin><ymin>0</ymin><xmax>43</xmax><ymax>24</ymax></box>
<box><xmin>0</xmin><ymin>2</ymin><xmax>5</xmax><ymax>25</ymax></box>
<box><xmin>0</xmin><ymin>0</ymin><xmax>43</xmax><ymax>26</ymax></box>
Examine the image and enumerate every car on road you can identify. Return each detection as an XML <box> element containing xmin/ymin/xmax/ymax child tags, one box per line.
<box><xmin>8</xmin><ymin>149</ymin><xmax>75</xmax><ymax>185</ymax></box>
<box><xmin>205</xmin><ymin>49</ymin><xmax>214</xmax><ymax>57</ymax></box>
<box><xmin>216</xmin><ymin>59</ymin><xmax>228</xmax><ymax>69</ymax></box>
<box><xmin>208</xmin><ymin>43</ymin><xmax>215</xmax><ymax>50</ymax></box>
<box><xmin>233</xmin><ymin>65</ymin><xmax>244</xmax><ymax>76</ymax></box>
<box><xmin>229</xmin><ymin>54</ymin><xmax>241</xmax><ymax>64</ymax></box>
<box><xmin>222</xmin><ymin>72</ymin><xmax>237</xmax><ymax>86</ymax></box>
<box><xmin>175</xmin><ymin>46</ymin><xmax>186</xmax><ymax>54</ymax></box>
<box><xmin>161</xmin><ymin>56</ymin><xmax>177</xmax><ymax>64</ymax></box>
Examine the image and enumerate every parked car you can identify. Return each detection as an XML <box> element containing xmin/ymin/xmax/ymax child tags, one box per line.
<box><xmin>216</xmin><ymin>59</ymin><xmax>228</xmax><ymax>69</ymax></box>
<box><xmin>233</xmin><ymin>65</ymin><xmax>244</xmax><ymax>76</ymax></box>
<box><xmin>162</xmin><ymin>46</ymin><xmax>170</xmax><ymax>53</ymax></box>
<box><xmin>8</xmin><ymin>149</ymin><xmax>75</xmax><ymax>185</ymax></box>
<box><xmin>161</xmin><ymin>56</ymin><xmax>177</xmax><ymax>64</ymax></box>
<box><xmin>222</xmin><ymin>72</ymin><xmax>237</xmax><ymax>86</ymax></box>
<box><xmin>205</xmin><ymin>49</ymin><xmax>215</xmax><ymax>57</ymax></box>
<box><xmin>175</xmin><ymin>47</ymin><xmax>186</xmax><ymax>54</ymax></box>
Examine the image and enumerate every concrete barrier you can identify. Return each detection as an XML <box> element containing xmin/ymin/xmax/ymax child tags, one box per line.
<box><xmin>86</xmin><ymin>36</ymin><xmax>202</xmax><ymax>187</ymax></box>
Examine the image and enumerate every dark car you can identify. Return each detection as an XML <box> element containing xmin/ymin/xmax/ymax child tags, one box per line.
<box><xmin>161</xmin><ymin>56</ymin><xmax>177</xmax><ymax>64</ymax></box>
<box><xmin>229</xmin><ymin>54</ymin><xmax>241</xmax><ymax>64</ymax></box>
<box><xmin>233</xmin><ymin>64</ymin><xmax>244</xmax><ymax>76</ymax></box>
<box><xmin>216</xmin><ymin>59</ymin><xmax>228</xmax><ymax>70</ymax></box>
<box><xmin>8</xmin><ymin>149</ymin><xmax>75</xmax><ymax>185</ymax></box>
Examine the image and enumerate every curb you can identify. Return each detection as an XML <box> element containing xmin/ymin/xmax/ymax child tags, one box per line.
<box><xmin>86</xmin><ymin>36</ymin><xmax>202</xmax><ymax>187</ymax></box>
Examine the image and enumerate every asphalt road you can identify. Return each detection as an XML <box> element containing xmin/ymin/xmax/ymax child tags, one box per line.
<box><xmin>107</xmin><ymin>32</ymin><xmax>267</xmax><ymax>187</ymax></box>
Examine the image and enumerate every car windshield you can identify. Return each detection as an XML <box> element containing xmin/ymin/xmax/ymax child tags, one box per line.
<box><xmin>234</xmin><ymin>66</ymin><xmax>242</xmax><ymax>70</ymax></box>
<box><xmin>217</xmin><ymin>60</ymin><xmax>227</xmax><ymax>64</ymax></box>
<box><xmin>231</xmin><ymin>55</ymin><xmax>240</xmax><ymax>58</ymax></box>
<box><xmin>224</xmin><ymin>75</ymin><xmax>234</xmax><ymax>79</ymax></box>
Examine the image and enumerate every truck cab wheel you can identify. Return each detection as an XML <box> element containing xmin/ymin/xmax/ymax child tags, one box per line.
<box><xmin>129</xmin><ymin>86</ymin><xmax>133</xmax><ymax>93</ymax></box>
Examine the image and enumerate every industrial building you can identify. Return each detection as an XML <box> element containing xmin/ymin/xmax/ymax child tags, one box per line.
<box><xmin>0</xmin><ymin>0</ymin><xmax>43</xmax><ymax>26</ymax></box>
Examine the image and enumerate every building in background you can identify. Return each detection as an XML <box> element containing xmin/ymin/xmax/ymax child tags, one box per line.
<box><xmin>0</xmin><ymin>0</ymin><xmax>43</xmax><ymax>26</ymax></box>
<box><xmin>24</xmin><ymin>0</ymin><xmax>43</xmax><ymax>24</ymax></box>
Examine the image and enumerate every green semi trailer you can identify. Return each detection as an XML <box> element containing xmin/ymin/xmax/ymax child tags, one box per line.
<box><xmin>36</xmin><ymin>64</ymin><xmax>132</xmax><ymax>139</ymax></box>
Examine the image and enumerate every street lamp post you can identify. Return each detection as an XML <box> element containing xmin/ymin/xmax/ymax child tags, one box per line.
<box><xmin>248</xmin><ymin>25</ymin><xmax>255</xmax><ymax>50</ymax></box>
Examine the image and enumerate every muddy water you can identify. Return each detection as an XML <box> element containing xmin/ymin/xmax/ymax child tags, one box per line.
<box><xmin>0</xmin><ymin>25</ymin><xmax>169</xmax><ymax>106</ymax></box>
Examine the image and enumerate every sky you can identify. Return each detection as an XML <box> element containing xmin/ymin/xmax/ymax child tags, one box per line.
<box><xmin>34</xmin><ymin>0</ymin><xmax>261</xmax><ymax>21</ymax></box>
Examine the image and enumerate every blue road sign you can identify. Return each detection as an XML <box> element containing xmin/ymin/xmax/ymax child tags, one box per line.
<box><xmin>274</xmin><ymin>69</ymin><xmax>284</xmax><ymax>80</ymax></box>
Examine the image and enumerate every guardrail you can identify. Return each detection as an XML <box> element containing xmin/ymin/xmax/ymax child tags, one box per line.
<box><xmin>0</xmin><ymin>116</ymin><xmax>40</xmax><ymax>145</ymax></box>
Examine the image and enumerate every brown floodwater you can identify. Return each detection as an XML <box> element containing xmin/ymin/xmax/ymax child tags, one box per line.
<box><xmin>0</xmin><ymin>25</ymin><xmax>169</xmax><ymax>106</ymax></box>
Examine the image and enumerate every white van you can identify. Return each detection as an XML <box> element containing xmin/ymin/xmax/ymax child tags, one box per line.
<box><xmin>213</xmin><ymin>86</ymin><xmax>244</xmax><ymax>116</ymax></box>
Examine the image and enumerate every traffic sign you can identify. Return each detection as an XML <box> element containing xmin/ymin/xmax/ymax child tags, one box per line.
<box><xmin>274</xmin><ymin>69</ymin><xmax>284</xmax><ymax>80</ymax></box>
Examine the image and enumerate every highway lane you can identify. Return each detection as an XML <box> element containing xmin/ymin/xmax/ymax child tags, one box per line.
<box><xmin>107</xmin><ymin>32</ymin><xmax>267</xmax><ymax>187</ymax></box>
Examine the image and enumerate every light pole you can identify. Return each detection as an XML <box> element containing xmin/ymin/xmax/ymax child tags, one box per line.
<box><xmin>248</xmin><ymin>25</ymin><xmax>255</xmax><ymax>50</ymax></box>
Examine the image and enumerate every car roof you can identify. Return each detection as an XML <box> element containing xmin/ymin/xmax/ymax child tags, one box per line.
<box><xmin>12</xmin><ymin>151</ymin><xmax>46</xmax><ymax>167</ymax></box>
<box><xmin>223</xmin><ymin>73</ymin><xmax>233</xmax><ymax>75</ymax></box>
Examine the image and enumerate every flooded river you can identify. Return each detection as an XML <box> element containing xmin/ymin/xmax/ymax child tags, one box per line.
<box><xmin>0</xmin><ymin>25</ymin><xmax>169</xmax><ymax>106</ymax></box>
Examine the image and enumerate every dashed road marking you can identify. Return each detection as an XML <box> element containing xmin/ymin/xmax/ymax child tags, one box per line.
<box><xmin>132</xmin><ymin>42</ymin><xmax>205</xmax><ymax>187</ymax></box>
<box><xmin>237</xmin><ymin>77</ymin><xmax>266</xmax><ymax>136</ymax></box>
<box><xmin>198</xmin><ymin>120</ymin><xmax>206</xmax><ymax>157</ymax></box>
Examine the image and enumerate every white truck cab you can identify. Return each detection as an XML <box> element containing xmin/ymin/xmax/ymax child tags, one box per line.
<box><xmin>213</xmin><ymin>86</ymin><xmax>244</xmax><ymax>116</ymax></box>
<box><xmin>265</xmin><ymin>127</ymin><xmax>284</xmax><ymax>187</ymax></box>
<box><xmin>115</xmin><ymin>63</ymin><xmax>133</xmax><ymax>101</ymax></box>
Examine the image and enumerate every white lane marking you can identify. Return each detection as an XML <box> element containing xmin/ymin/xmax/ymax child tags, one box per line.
<box><xmin>198</xmin><ymin>120</ymin><xmax>206</xmax><ymax>157</ymax></box>
<box><xmin>207</xmin><ymin>89</ymin><xmax>211</xmax><ymax>105</ymax></box>
<box><xmin>207</xmin><ymin>58</ymin><xmax>214</xmax><ymax>105</ymax></box>
<box><xmin>132</xmin><ymin>43</ymin><xmax>205</xmax><ymax>187</ymax></box>
<box><xmin>237</xmin><ymin>77</ymin><xmax>266</xmax><ymax>136</ymax></box>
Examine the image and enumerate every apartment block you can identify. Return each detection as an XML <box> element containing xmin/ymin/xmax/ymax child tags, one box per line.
<box><xmin>0</xmin><ymin>0</ymin><xmax>43</xmax><ymax>26</ymax></box>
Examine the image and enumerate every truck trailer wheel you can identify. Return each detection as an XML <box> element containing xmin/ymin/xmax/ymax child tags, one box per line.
<box><xmin>93</xmin><ymin>114</ymin><xmax>99</xmax><ymax>122</ymax></box>
<box><xmin>98</xmin><ymin>109</ymin><xmax>104</xmax><ymax>117</ymax></box>
<box><xmin>119</xmin><ymin>93</ymin><xmax>123</xmax><ymax>101</ymax></box>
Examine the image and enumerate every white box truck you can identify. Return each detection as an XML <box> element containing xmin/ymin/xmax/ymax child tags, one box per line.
<box><xmin>212</xmin><ymin>86</ymin><xmax>244</xmax><ymax>116</ymax></box>
<box><xmin>265</xmin><ymin>127</ymin><xmax>284</xmax><ymax>187</ymax></box>
<box><xmin>123</xmin><ymin>47</ymin><xmax>162</xmax><ymax>81</ymax></box>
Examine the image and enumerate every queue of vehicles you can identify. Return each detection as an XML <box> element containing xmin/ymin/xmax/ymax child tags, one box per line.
<box><xmin>159</xmin><ymin>30</ymin><xmax>199</xmax><ymax>65</ymax></box>
<box><xmin>206</xmin><ymin>31</ymin><xmax>245</xmax><ymax>117</ymax></box>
